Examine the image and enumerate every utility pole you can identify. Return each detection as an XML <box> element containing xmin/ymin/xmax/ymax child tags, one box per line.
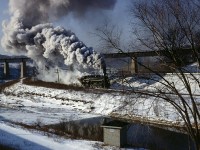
<box><xmin>55</xmin><ymin>69</ymin><xmax>60</xmax><ymax>83</ymax></box>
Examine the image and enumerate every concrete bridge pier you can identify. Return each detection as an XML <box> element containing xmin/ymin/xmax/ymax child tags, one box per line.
<box><xmin>3</xmin><ymin>61</ymin><xmax>9</xmax><ymax>77</ymax></box>
<box><xmin>131</xmin><ymin>57</ymin><xmax>138</xmax><ymax>73</ymax></box>
<box><xmin>20</xmin><ymin>60</ymin><xmax>26</xmax><ymax>78</ymax></box>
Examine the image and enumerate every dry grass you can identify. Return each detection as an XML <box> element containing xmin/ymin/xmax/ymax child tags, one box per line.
<box><xmin>0</xmin><ymin>79</ymin><xmax>19</xmax><ymax>93</ymax></box>
<box><xmin>23</xmin><ymin>78</ymin><xmax>86</xmax><ymax>91</ymax></box>
<box><xmin>13</xmin><ymin>120</ymin><xmax>103</xmax><ymax>142</ymax></box>
<box><xmin>47</xmin><ymin>120</ymin><xmax>103</xmax><ymax>141</ymax></box>
<box><xmin>22</xmin><ymin>78</ymin><xmax>117</xmax><ymax>94</ymax></box>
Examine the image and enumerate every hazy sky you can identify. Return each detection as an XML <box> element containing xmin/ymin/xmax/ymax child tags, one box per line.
<box><xmin>0</xmin><ymin>0</ymin><xmax>9</xmax><ymax>54</ymax></box>
<box><xmin>0</xmin><ymin>0</ymin><xmax>132</xmax><ymax>55</ymax></box>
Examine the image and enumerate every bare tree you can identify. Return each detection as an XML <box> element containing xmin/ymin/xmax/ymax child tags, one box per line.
<box><xmin>96</xmin><ymin>0</ymin><xmax>200</xmax><ymax>149</ymax></box>
<box><xmin>94</xmin><ymin>21</ymin><xmax>125</xmax><ymax>53</ymax></box>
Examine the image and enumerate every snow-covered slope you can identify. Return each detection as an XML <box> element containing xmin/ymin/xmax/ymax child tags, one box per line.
<box><xmin>0</xmin><ymin>79</ymin><xmax>187</xmax><ymax>126</ymax></box>
<box><xmin>0</xmin><ymin>80</ymin><xmax>150</xmax><ymax>150</ymax></box>
<box><xmin>0</xmin><ymin>122</ymin><xmax>103</xmax><ymax>150</ymax></box>
<box><xmin>0</xmin><ymin>73</ymin><xmax>199</xmax><ymax>150</ymax></box>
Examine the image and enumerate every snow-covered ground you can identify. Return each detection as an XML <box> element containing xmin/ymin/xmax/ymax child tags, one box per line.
<box><xmin>0</xmin><ymin>63</ymin><xmax>199</xmax><ymax>149</ymax></box>
<box><xmin>0</xmin><ymin>80</ymin><xmax>183</xmax><ymax>125</ymax></box>
<box><xmin>0</xmin><ymin>81</ymin><xmax>145</xmax><ymax>150</ymax></box>
<box><xmin>0</xmin><ymin>122</ymin><xmax>104</xmax><ymax>150</ymax></box>
<box><xmin>1</xmin><ymin>72</ymin><xmax>200</xmax><ymax>126</ymax></box>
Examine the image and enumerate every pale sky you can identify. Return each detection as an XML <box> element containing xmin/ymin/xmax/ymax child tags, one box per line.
<box><xmin>0</xmin><ymin>0</ymin><xmax>9</xmax><ymax>54</ymax></box>
<box><xmin>0</xmin><ymin>0</ymin><xmax>132</xmax><ymax>55</ymax></box>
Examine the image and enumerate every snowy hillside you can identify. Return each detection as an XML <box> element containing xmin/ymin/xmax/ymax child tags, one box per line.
<box><xmin>0</xmin><ymin>79</ymin><xmax>149</xmax><ymax>150</ymax></box>
<box><xmin>1</xmin><ymin>78</ymin><xmax>194</xmax><ymax>126</ymax></box>
<box><xmin>0</xmin><ymin>64</ymin><xmax>200</xmax><ymax>149</ymax></box>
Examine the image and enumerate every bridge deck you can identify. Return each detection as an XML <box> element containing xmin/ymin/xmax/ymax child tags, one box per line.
<box><xmin>103</xmin><ymin>49</ymin><xmax>192</xmax><ymax>58</ymax></box>
<box><xmin>0</xmin><ymin>57</ymin><xmax>30</xmax><ymax>63</ymax></box>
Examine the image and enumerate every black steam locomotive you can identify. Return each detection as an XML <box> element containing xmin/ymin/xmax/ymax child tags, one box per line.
<box><xmin>79</xmin><ymin>75</ymin><xmax>110</xmax><ymax>88</ymax></box>
<box><xmin>79</xmin><ymin>66</ymin><xmax>110</xmax><ymax>88</ymax></box>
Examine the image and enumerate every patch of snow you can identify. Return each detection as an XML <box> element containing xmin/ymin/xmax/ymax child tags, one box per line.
<box><xmin>0</xmin><ymin>122</ymin><xmax>103</xmax><ymax>150</ymax></box>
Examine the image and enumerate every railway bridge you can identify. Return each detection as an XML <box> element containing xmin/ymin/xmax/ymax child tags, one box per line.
<box><xmin>0</xmin><ymin>56</ymin><xmax>31</xmax><ymax>78</ymax></box>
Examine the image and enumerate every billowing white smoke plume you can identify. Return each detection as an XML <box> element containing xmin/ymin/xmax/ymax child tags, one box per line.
<box><xmin>1</xmin><ymin>0</ymin><xmax>116</xmax><ymax>84</ymax></box>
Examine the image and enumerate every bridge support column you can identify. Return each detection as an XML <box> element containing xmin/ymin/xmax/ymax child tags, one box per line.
<box><xmin>131</xmin><ymin>57</ymin><xmax>138</xmax><ymax>73</ymax></box>
<box><xmin>20</xmin><ymin>60</ymin><xmax>26</xmax><ymax>78</ymax></box>
<box><xmin>3</xmin><ymin>61</ymin><xmax>9</xmax><ymax>77</ymax></box>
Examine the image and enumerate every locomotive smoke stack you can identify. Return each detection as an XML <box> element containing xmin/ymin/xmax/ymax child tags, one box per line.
<box><xmin>1</xmin><ymin>0</ymin><xmax>116</xmax><ymax>84</ymax></box>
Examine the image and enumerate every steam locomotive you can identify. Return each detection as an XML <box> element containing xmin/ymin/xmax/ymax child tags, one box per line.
<box><xmin>79</xmin><ymin>66</ymin><xmax>110</xmax><ymax>88</ymax></box>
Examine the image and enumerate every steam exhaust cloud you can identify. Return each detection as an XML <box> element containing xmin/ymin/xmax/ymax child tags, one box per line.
<box><xmin>7</xmin><ymin>0</ymin><xmax>117</xmax><ymax>26</ymax></box>
<box><xmin>1</xmin><ymin>0</ymin><xmax>117</xmax><ymax>84</ymax></box>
